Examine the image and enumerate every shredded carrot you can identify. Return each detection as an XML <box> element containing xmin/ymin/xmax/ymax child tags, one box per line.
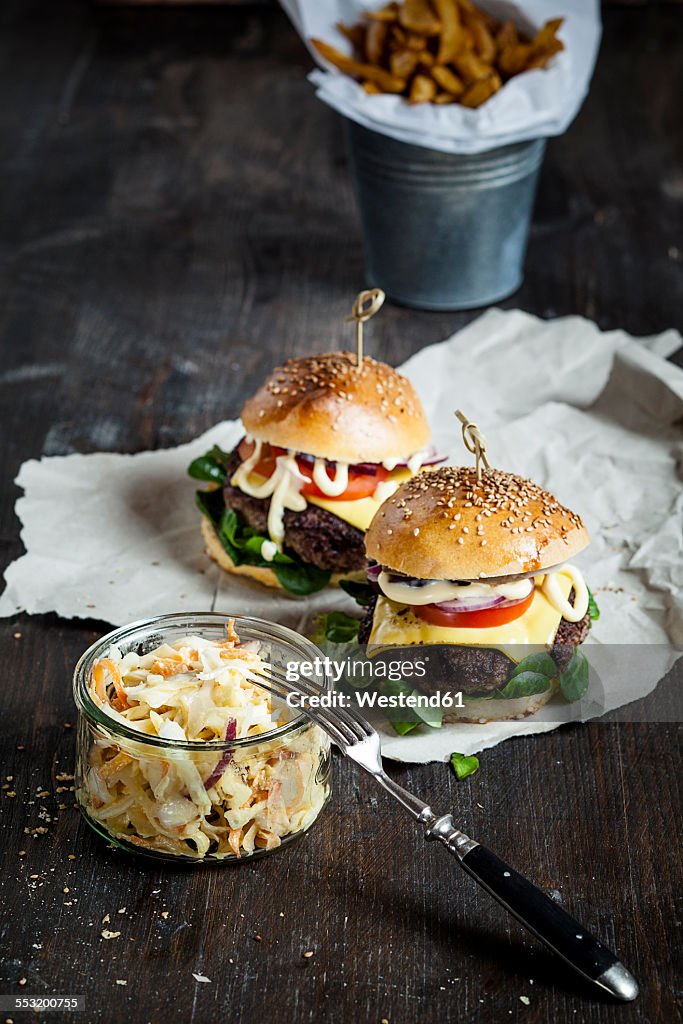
<box><xmin>93</xmin><ymin>658</ymin><xmax>130</xmax><ymax>710</ymax></box>
<box><xmin>228</xmin><ymin>828</ymin><xmax>242</xmax><ymax>857</ymax></box>
<box><xmin>97</xmin><ymin>750</ymin><xmax>133</xmax><ymax>782</ymax></box>
<box><xmin>150</xmin><ymin>658</ymin><xmax>191</xmax><ymax>678</ymax></box>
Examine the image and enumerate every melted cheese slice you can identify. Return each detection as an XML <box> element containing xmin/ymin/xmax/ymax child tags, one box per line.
<box><xmin>241</xmin><ymin>468</ymin><xmax>413</xmax><ymax>533</ymax></box>
<box><xmin>306</xmin><ymin>468</ymin><xmax>412</xmax><ymax>531</ymax></box>
<box><xmin>369</xmin><ymin>574</ymin><xmax>573</xmax><ymax>662</ymax></box>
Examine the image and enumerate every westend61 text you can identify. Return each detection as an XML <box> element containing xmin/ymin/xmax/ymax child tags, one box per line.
<box><xmin>284</xmin><ymin>690</ymin><xmax>465</xmax><ymax>710</ymax></box>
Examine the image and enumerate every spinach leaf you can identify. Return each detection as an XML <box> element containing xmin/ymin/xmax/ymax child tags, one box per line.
<box><xmin>391</xmin><ymin>720</ymin><xmax>421</xmax><ymax>736</ymax></box>
<box><xmin>339</xmin><ymin>579</ymin><xmax>375</xmax><ymax>607</ymax></box>
<box><xmin>320</xmin><ymin>611</ymin><xmax>361</xmax><ymax>644</ymax></box>
<box><xmin>450</xmin><ymin>751</ymin><xmax>480</xmax><ymax>780</ymax></box>
<box><xmin>587</xmin><ymin>587</ymin><xmax>600</xmax><ymax>622</ymax></box>
<box><xmin>497</xmin><ymin>671</ymin><xmax>552</xmax><ymax>699</ymax></box>
<box><xmin>196</xmin><ymin>495</ymin><xmax>331</xmax><ymax>595</ymax></box>
<box><xmin>383</xmin><ymin>679</ymin><xmax>443</xmax><ymax>731</ymax></box>
<box><xmin>510</xmin><ymin>652</ymin><xmax>557</xmax><ymax>680</ymax></box>
<box><xmin>559</xmin><ymin>650</ymin><xmax>590</xmax><ymax>702</ymax></box>
<box><xmin>273</xmin><ymin>560</ymin><xmax>330</xmax><ymax>596</ymax></box>
<box><xmin>195</xmin><ymin>487</ymin><xmax>226</xmax><ymax>525</ymax></box>
<box><xmin>188</xmin><ymin>445</ymin><xmax>232</xmax><ymax>484</ymax></box>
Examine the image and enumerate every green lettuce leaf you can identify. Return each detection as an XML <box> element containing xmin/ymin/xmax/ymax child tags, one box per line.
<box><xmin>188</xmin><ymin>445</ymin><xmax>232</xmax><ymax>484</ymax></box>
<box><xmin>391</xmin><ymin>720</ymin><xmax>421</xmax><ymax>736</ymax></box>
<box><xmin>559</xmin><ymin>650</ymin><xmax>590</xmax><ymax>701</ymax></box>
<box><xmin>339</xmin><ymin>579</ymin><xmax>375</xmax><ymax>607</ymax></box>
<box><xmin>497</xmin><ymin>671</ymin><xmax>552</xmax><ymax>699</ymax></box>
<box><xmin>320</xmin><ymin>611</ymin><xmax>361</xmax><ymax>644</ymax></box>
<box><xmin>383</xmin><ymin>679</ymin><xmax>443</xmax><ymax>732</ymax></box>
<box><xmin>587</xmin><ymin>587</ymin><xmax>600</xmax><ymax>622</ymax></box>
<box><xmin>195</xmin><ymin>494</ymin><xmax>330</xmax><ymax>596</ymax></box>
<box><xmin>509</xmin><ymin>652</ymin><xmax>557</xmax><ymax>680</ymax></box>
<box><xmin>450</xmin><ymin>752</ymin><xmax>480</xmax><ymax>780</ymax></box>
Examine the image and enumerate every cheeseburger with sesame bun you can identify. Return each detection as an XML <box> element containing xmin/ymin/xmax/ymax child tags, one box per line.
<box><xmin>359</xmin><ymin>464</ymin><xmax>598</xmax><ymax>722</ymax></box>
<box><xmin>189</xmin><ymin>349</ymin><xmax>440</xmax><ymax>595</ymax></box>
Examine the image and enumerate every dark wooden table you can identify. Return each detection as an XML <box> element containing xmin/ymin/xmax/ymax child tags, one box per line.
<box><xmin>1</xmin><ymin>3</ymin><xmax>682</xmax><ymax>1023</ymax></box>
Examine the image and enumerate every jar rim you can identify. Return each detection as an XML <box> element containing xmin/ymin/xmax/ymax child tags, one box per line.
<box><xmin>73</xmin><ymin>611</ymin><xmax>327</xmax><ymax>751</ymax></box>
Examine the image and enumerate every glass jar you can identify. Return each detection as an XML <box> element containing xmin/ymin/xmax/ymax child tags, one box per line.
<box><xmin>73</xmin><ymin>612</ymin><xmax>331</xmax><ymax>864</ymax></box>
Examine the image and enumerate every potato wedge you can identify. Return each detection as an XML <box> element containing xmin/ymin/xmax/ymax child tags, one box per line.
<box><xmin>460</xmin><ymin>72</ymin><xmax>501</xmax><ymax>107</ymax></box>
<box><xmin>464</xmin><ymin>11</ymin><xmax>496</xmax><ymax>63</ymax></box>
<box><xmin>431</xmin><ymin>0</ymin><xmax>464</xmax><ymax>64</ymax></box>
<box><xmin>399</xmin><ymin>0</ymin><xmax>441</xmax><ymax>37</ymax></box>
<box><xmin>495</xmin><ymin>20</ymin><xmax>518</xmax><ymax>51</ymax></box>
<box><xmin>366</xmin><ymin>19</ymin><xmax>389</xmax><ymax>65</ymax></box>
<box><xmin>431</xmin><ymin>64</ymin><xmax>465</xmax><ymax>96</ymax></box>
<box><xmin>526</xmin><ymin>39</ymin><xmax>564</xmax><ymax>70</ymax></box>
<box><xmin>409</xmin><ymin>73</ymin><xmax>438</xmax><ymax>103</ymax></box>
<box><xmin>498</xmin><ymin>42</ymin><xmax>532</xmax><ymax>76</ymax></box>
<box><xmin>454</xmin><ymin>50</ymin><xmax>493</xmax><ymax>83</ymax></box>
<box><xmin>530</xmin><ymin>17</ymin><xmax>564</xmax><ymax>53</ymax></box>
<box><xmin>388</xmin><ymin>24</ymin><xmax>407</xmax><ymax>48</ymax></box>
<box><xmin>312</xmin><ymin>38</ymin><xmax>407</xmax><ymax>92</ymax></box>
<box><xmin>363</xmin><ymin>2</ymin><xmax>399</xmax><ymax>22</ymax></box>
<box><xmin>336</xmin><ymin>21</ymin><xmax>366</xmax><ymax>58</ymax></box>
<box><xmin>390</xmin><ymin>48</ymin><xmax>420</xmax><ymax>78</ymax></box>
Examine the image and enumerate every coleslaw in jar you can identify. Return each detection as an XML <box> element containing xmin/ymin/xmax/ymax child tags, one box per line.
<box><xmin>73</xmin><ymin>613</ymin><xmax>331</xmax><ymax>862</ymax></box>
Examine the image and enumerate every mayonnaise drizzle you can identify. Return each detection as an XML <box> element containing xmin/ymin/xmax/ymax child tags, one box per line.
<box><xmin>406</xmin><ymin>449</ymin><xmax>429</xmax><ymax>475</ymax></box>
<box><xmin>230</xmin><ymin>441</ymin><xmax>306</xmax><ymax>549</ymax></box>
<box><xmin>312</xmin><ymin>458</ymin><xmax>349</xmax><ymax>497</ymax></box>
<box><xmin>261</xmin><ymin>540</ymin><xmax>278</xmax><ymax>562</ymax></box>
<box><xmin>378</xmin><ymin>573</ymin><xmax>533</xmax><ymax>606</ymax></box>
<box><xmin>541</xmin><ymin>564</ymin><xmax>589</xmax><ymax>622</ymax></box>
<box><xmin>381</xmin><ymin>448</ymin><xmax>431</xmax><ymax>475</ymax></box>
<box><xmin>232</xmin><ymin>441</ymin><xmax>431</xmax><ymax>550</ymax></box>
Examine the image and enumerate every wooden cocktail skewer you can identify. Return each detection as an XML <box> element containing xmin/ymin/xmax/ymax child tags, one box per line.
<box><xmin>455</xmin><ymin>409</ymin><xmax>490</xmax><ymax>481</ymax></box>
<box><xmin>345</xmin><ymin>288</ymin><xmax>385</xmax><ymax>367</ymax></box>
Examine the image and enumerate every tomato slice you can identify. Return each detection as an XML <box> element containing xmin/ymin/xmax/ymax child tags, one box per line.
<box><xmin>236</xmin><ymin>438</ymin><xmax>388</xmax><ymax>501</ymax></box>
<box><xmin>297</xmin><ymin>461</ymin><xmax>389</xmax><ymax>501</ymax></box>
<box><xmin>237</xmin><ymin>438</ymin><xmax>285</xmax><ymax>480</ymax></box>
<box><xmin>415</xmin><ymin>589</ymin><xmax>535</xmax><ymax>629</ymax></box>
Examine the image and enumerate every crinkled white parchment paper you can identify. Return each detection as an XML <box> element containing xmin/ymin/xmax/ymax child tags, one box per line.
<box><xmin>2</xmin><ymin>310</ymin><xmax>682</xmax><ymax>761</ymax></box>
<box><xmin>281</xmin><ymin>0</ymin><xmax>601</xmax><ymax>154</ymax></box>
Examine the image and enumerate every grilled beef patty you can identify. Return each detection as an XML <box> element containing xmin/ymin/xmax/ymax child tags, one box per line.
<box><xmin>222</xmin><ymin>448</ymin><xmax>366</xmax><ymax>573</ymax></box>
<box><xmin>357</xmin><ymin>591</ymin><xmax>590</xmax><ymax>693</ymax></box>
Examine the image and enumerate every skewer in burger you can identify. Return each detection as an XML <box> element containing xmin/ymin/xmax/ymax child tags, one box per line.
<box><xmin>189</xmin><ymin>293</ymin><xmax>441</xmax><ymax>595</ymax></box>
<box><xmin>359</xmin><ymin>458</ymin><xmax>597</xmax><ymax>722</ymax></box>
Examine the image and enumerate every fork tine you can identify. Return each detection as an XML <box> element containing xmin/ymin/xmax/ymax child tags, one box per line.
<box><xmin>251</xmin><ymin>669</ymin><xmax>353</xmax><ymax>749</ymax></box>
<box><xmin>260</xmin><ymin>666</ymin><xmax>374</xmax><ymax>743</ymax></box>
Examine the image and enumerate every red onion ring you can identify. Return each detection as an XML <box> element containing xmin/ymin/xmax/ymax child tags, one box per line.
<box><xmin>430</xmin><ymin>590</ymin><xmax>532</xmax><ymax>613</ymax></box>
<box><xmin>296</xmin><ymin>448</ymin><xmax>447</xmax><ymax>474</ymax></box>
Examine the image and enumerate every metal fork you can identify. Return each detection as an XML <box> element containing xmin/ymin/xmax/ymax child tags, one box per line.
<box><xmin>256</xmin><ymin>666</ymin><xmax>638</xmax><ymax>1002</ymax></box>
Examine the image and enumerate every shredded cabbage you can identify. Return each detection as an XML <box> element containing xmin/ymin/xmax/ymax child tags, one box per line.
<box><xmin>79</xmin><ymin>626</ymin><xmax>329</xmax><ymax>860</ymax></box>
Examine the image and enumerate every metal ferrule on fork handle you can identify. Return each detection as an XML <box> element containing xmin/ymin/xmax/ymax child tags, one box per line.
<box><xmin>424</xmin><ymin>814</ymin><xmax>479</xmax><ymax>858</ymax></box>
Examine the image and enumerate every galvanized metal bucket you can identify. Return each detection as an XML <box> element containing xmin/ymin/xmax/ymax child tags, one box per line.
<box><xmin>345</xmin><ymin>120</ymin><xmax>546</xmax><ymax>311</ymax></box>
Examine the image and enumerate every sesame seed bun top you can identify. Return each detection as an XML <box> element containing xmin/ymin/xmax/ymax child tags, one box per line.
<box><xmin>365</xmin><ymin>465</ymin><xmax>590</xmax><ymax>581</ymax></box>
<box><xmin>240</xmin><ymin>352</ymin><xmax>430</xmax><ymax>464</ymax></box>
